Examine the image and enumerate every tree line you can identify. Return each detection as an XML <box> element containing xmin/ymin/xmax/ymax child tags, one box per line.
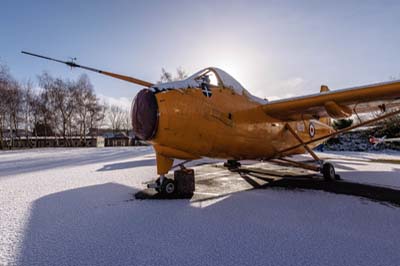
<box><xmin>0</xmin><ymin>63</ymin><xmax>131</xmax><ymax>149</ymax></box>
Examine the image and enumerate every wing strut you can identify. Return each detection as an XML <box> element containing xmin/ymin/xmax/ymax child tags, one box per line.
<box><xmin>271</xmin><ymin>108</ymin><xmax>400</xmax><ymax>179</ymax></box>
<box><xmin>284</xmin><ymin>123</ymin><xmax>322</xmax><ymax>170</ymax></box>
<box><xmin>277</xmin><ymin>108</ymin><xmax>400</xmax><ymax>156</ymax></box>
<box><xmin>21</xmin><ymin>51</ymin><xmax>154</xmax><ymax>87</ymax></box>
<box><xmin>270</xmin><ymin>123</ymin><xmax>325</xmax><ymax>174</ymax></box>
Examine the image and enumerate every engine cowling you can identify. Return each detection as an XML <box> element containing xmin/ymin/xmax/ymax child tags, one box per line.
<box><xmin>131</xmin><ymin>89</ymin><xmax>158</xmax><ymax>140</ymax></box>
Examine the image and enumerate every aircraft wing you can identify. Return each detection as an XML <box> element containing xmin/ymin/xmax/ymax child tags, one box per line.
<box><xmin>262</xmin><ymin>80</ymin><xmax>400</xmax><ymax>121</ymax></box>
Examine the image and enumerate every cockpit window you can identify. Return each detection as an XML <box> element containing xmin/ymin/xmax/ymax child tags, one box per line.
<box><xmin>194</xmin><ymin>70</ymin><xmax>220</xmax><ymax>87</ymax></box>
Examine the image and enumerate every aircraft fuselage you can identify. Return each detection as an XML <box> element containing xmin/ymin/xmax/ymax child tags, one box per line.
<box><xmin>132</xmin><ymin>86</ymin><xmax>333</xmax><ymax>174</ymax></box>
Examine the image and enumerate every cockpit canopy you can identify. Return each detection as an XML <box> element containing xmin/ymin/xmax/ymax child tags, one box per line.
<box><xmin>151</xmin><ymin>67</ymin><xmax>244</xmax><ymax>93</ymax></box>
<box><xmin>151</xmin><ymin>67</ymin><xmax>267</xmax><ymax>104</ymax></box>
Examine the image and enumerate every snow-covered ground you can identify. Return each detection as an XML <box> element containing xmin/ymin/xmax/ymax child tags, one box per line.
<box><xmin>320</xmin><ymin>151</ymin><xmax>400</xmax><ymax>189</ymax></box>
<box><xmin>0</xmin><ymin>147</ymin><xmax>399</xmax><ymax>266</ymax></box>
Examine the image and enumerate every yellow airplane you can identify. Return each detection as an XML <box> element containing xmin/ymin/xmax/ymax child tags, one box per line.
<box><xmin>22</xmin><ymin>51</ymin><xmax>400</xmax><ymax>195</ymax></box>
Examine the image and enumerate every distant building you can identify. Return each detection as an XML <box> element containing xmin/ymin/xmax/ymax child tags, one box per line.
<box><xmin>0</xmin><ymin>128</ymin><xmax>143</xmax><ymax>149</ymax></box>
<box><xmin>2</xmin><ymin>129</ymin><xmax>32</xmax><ymax>139</ymax></box>
<box><xmin>103</xmin><ymin>132</ymin><xmax>130</xmax><ymax>146</ymax></box>
<box><xmin>87</xmin><ymin>128</ymin><xmax>140</xmax><ymax>147</ymax></box>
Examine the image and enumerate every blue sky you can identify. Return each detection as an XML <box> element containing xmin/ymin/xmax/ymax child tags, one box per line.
<box><xmin>1</xmin><ymin>0</ymin><xmax>400</xmax><ymax>106</ymax></box>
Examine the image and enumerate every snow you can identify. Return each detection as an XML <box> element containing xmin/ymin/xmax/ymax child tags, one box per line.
<box><xmin>317</xmin><ymin>151</ymin><xmax>400</xmax><ymax>189</ymax></box>
<box><xmin>1</xmin><ymin>147</ymin><xmax>400</xmax><ymax>266</ymax></box>
<box><xmin>151</xmin><ymin>67</ymin><xmax>267</xmax><ymax>104</ymax></box>
<box><xmin>266</xmin><ymin>78</ymin><xmax>400</xmax><ymax>105</ymax></box>
<box><xmin>212</xmin><ymin>67</ymin><xmax>245</xmax><ymax>94</ymax></box>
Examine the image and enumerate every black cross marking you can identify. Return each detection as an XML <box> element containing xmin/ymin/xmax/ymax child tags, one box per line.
<box><xmin>202</xmin><ymin>83</ymin><xmax>212</xmax><ymax>97</ymax></box>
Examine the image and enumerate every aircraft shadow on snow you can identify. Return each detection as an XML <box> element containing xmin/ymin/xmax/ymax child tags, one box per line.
<box><xmin>209</xmin><ymin>168</ymin><xmax>400</xmax><ymax>207</ymax></box>
<box><xmin>16</xmin><ymin>169</ymin><xmax>400</xmax><ymax>265</ymax></box>
<box><xmin>97</xmin><ymin>158</ymin><xmax>156</xmax><ymax>171</ymax></box>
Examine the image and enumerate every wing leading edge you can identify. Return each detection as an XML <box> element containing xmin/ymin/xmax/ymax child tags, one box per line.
<box><xmin>262</xmin><ymin>80</ymin><xmax>400</xmax><ymax>121</ymax></box>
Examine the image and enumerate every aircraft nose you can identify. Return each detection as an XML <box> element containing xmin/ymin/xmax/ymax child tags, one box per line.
<box><xmin>131</xmin><ymin>89</ymin><xmax>158</xmax><ymax>140</ymax></box>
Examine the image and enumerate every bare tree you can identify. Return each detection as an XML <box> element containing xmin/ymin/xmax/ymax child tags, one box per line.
<box><xmin>48</xmin><ymin>77</ymin><xmax>76</xmax><ymax>145</ymax></box>
<box><xmin>29</xmin><ymin>93</ymin><xmax>41</xmax><ymax>147</ymax></box>
<box><xmin>6</xmin><ymin>79</ymin><xmax>22</xmax><ymax>148</ymax></box>
<box><xmin>75</xmin><ymin>74</ymin><xmax>96</xmax><ymax>145</ymax></box>
<box><xmin>158</xmin><ymin>67</ymin><xmax>188</xmax><ymax>83</ymax></box>
<box><xmin>21</xmin><ymin>81</ymin><xmax>34</xmax><ymax>147</ymax></box>
<box><xmin>175</xmin><ymin>67</ymin><xmax>188</xmax><ymax>80</ymax></box>
<box><xmin>37</xmin><ymin>72</ymin><xmax>56</xmax><ymax>144</ymax></box>
<box><xmin>32</xmin><ymin>96</ymin><xmax>54</xmax><ymax>145</ymax></box>
<box><xmin>159</xmin><ymin>68</ymin><xmax>173</xmax><ymax>83</ymax></box>
<box><xmin>121</xmin><ymin>110</ymin><xmax>132</xmax><ymax>134</ymax></box>
<box><xmin>107</xmin><ymin>104</ymin><xmax>124</xmax><ymax>133</ymax></box>
<box><xmin>0</xmin><ymin>63</ymin><xmax>11</xmax><ymax>149</ymax></box>
<box><xmin>0</xmin><ymin>65</ymin><xmax>118</xmax><ymax>148</ymax></box>
<box><xmin>51</xmin><ymin>78</ymin><xmax>69</xmax><ymax>143</ymax></box>
<box><xmin>88</xmin><ymin>99</ymin><xmax>106</xmax><ymax>136</ymax></box>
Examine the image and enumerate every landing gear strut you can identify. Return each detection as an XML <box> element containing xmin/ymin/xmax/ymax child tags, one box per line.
<box><xmin>282</xmin><ymin>123</ymin><xmax>341</xmax><ymax>181</ymax></box>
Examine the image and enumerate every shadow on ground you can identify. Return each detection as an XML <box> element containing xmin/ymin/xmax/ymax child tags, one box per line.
<box><xmin>262</xmin><ymin>176</ymin><xmax>400</xmax><ymax>207</ymax></box>
<box><xmin>0</xmin><ymin>148</ymin><xmax>154</xmax><ymax>178</ymax></box>
<box><xmin>97</xmin><ymin>158</ymin><xmax>156</xmax><ymax>171</ymax></box>
<box><xmin>16</xmin><ymin>179</ymin><xmax>400</xmax><ymax>266</ymax></box>
<box><xmin>136</xmin><ymin>166</ymin><xmax>400</xmax><ymax>207</ymax></box>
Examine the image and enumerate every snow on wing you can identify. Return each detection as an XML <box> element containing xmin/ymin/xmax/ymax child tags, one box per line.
<box><xmin>150</xmin><ymin>67</ymin><xmax>268</xmax><ymax>104</ymax></box>
<box><xmin>262</xmin><ymin>79</ymin><xmax>400</xmax><ymax>121</ymax></box>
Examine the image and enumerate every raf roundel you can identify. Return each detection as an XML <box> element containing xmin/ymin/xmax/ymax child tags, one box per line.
<box><xmin>309</xmin><ymin>122</ymin><xmax>316</xmax><ymax>138</ymax></box>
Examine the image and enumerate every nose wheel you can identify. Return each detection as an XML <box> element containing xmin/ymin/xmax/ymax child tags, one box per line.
<box><xmin>148</xmin><ymin>169</ymin><xmax>195</xmax><ymax>197</ymax></box>
<box><xmin>151</xmin><ymin>176</ymin><xmax>176</xmax><ymax>195</ymax></box>
<box><xmin>224</xmin><ymin>160</ymin><xmax>241</xmax><ymax>169</ymax></box>
<box><xmin>161</xmin><ymin>178</ymin><xmax>176</xmax><ymax>195</ymax></box>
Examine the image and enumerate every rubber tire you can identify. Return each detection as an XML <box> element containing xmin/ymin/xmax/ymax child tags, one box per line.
<box><xmin>155</xmin><ymin>178</ymin><xmax>161</xmax><ymax>192</ymax></box>
<box><xmin>161</xmin><ymin>179</ymin><xmax>176</xmax><ymax>195</ymax></box>
<box><xmin>224</xmin><ymin>160</ymin><xmax>241</xmax><ymax>169</ymax></box>
<box><xmin>322</xmin><ymin>163</ymin><xmax>336</xmax><ymax>181</ymax></box>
